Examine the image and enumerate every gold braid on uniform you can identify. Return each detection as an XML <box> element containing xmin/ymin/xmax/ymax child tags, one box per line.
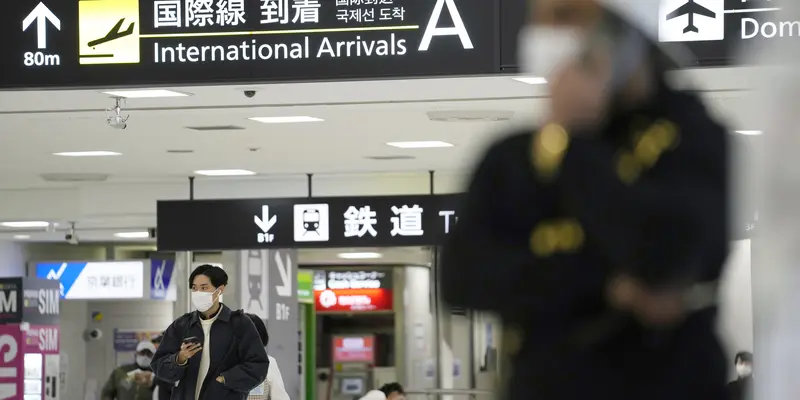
<box><xmin>531</xmin><ymin>123</ymin><xmax>570</xmax><ymax>181</ymax></box>
<box><xmin>615</xmin><ymin>119</ymin><xmax>680</xmax><ymax>184</ymax></box>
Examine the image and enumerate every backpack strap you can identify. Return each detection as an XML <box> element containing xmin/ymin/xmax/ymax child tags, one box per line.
<box><xmin>231</xmin><ymin>309</ymin><xmax>246</xmax><ymax>341</ymax></box>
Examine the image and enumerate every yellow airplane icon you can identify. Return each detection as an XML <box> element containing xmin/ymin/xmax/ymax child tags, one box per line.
<box><xmin>78</xmin><ymin>0</ymin><xmax>140</xmax><ymax>65</ymax></box>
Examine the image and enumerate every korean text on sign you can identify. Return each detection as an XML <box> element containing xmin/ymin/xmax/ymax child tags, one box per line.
<box><xmin>335</xmin><ymin>0</ymin><xmax>405</xmax><ymax>23</ymax></box>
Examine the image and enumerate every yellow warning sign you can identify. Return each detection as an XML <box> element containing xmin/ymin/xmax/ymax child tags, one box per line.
<box><xmin>78</xmin><ymin>0</ymin><xmax>140</xmax><ymax>65</ymax></box>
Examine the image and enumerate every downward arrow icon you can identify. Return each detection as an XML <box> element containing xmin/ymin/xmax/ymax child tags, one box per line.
<box><xmin>254</xmin><ymin>205</ymin><xmax>277</xmax><ymax>233</ymax></box>
<box><xmin>275</xmin><ymin>251</ymin><xmax>292</xmax><ymax>297</ymax></box>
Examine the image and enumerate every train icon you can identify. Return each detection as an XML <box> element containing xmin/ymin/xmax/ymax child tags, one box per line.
<box><xmin>294</xmin><ymin>204</ymin><xmax>330</xmax><ymax>242</ymax></box>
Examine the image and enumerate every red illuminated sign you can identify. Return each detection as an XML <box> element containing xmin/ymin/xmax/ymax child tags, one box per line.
<box><xmin>333</xmin><ymin>336</ymin><xmax>375</xmax><ymax>363</ymax></box>
<box><xmin>314</xmin><ymin>288</ymin><xmax>393</xmax><ymax>312</ymax></box>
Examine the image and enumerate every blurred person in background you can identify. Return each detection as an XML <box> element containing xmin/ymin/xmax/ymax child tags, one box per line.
<box><xmin>358</xmin><ymin>382</ymin><xmax>405</xmax><ymax>400</ymax></box>
<box><xmin>150</xmin><ymin>333</ymin><xmax>173</xmax><ymax>400</ymax></box>
<box><xmin>101</xmin><ymin>340</ymin><xmax>157</xmax><ymax>400</ymax></box>
<box><xmin>728</xmin><ymin>351</ymin><xmax>753</xmax><ymax>400</ymax></box>
<box><xmin>441</xmin><ymin>0</ymin><xmax>729</xmax><ymax>399</ymax></box>
<box><xmin>245</xmin><ymin>313</ymin><xmax>290</xmax><ymax>400</ymax></box>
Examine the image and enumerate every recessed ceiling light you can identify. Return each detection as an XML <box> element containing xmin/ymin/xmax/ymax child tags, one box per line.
<box><xmin>114</xmin><ymin>231</ymin><xmax>150</xmax><ymax>239</ymax></box>
<box><xmin>101</xmin><ymin>89</ymin><xmax>191</xmax><ymax>98</ymax></box>
<box><xmin>1</xmin><ymin>221</ymin><xmax>50</xmax><ymax>228</ymax></box>
<box><xmin>13</xmin><ymin>235</ymin><xmax>31</xmax><ymax>240</ymax></box>
<box><xmin>194</xmin><ymin>169</ymin><xmax>256</xmax><ymax>176</ymax></box>
<box><xmin>386</xmin><ymin>141</ymin><xmax>454</xmax><ymax>149</ymax></box>
<box><xmin>337</xmin><ymin>252</ymin><xmax>383</xmax><ymax>260</ymax></box>
<box><xmin>736</xmin><ymin>130</ymin><xmax>762</xmax><ymax>135</ymax></box>
<box><xmin>248</xmin><ymin>116</ymin><xmax>324</xmax><ymax>124</ymax></box>
<box><xmin>512</xmin><ymin>76</ymin><xmax>548</xmax><ymax>85</ymax></box>
<box><xmin>53</xmin><ymin>151</ymin><xmax>121</xmax><ymax>157</ymax></box>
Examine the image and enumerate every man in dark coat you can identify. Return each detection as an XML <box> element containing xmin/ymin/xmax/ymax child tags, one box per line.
<box><xmin>151</xmin><ymin>264</ymin><xmax>269</xmax><ymax>399</ymax></box>
<box><xmin>440</xmin><ymin>0</ymin><xmax>729</xmax><ymax>399</ymax></box>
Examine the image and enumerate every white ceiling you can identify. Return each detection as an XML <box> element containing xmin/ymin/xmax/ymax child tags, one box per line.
<box><xmin>0</xmin><ymin>67</ymin><xmax>757</xmax><ymax>190</ymax></box>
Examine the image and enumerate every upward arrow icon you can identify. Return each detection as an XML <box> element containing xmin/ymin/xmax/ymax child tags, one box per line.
<box><xmin>22</xmin><ymin>2</ymin><xmax>61</xmax><ymax>49</ymax></box>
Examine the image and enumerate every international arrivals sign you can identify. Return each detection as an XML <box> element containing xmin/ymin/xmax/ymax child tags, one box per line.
<box><xmin>5</xmin><ymin>0</ymin><xmax>499</xmax><ymax>88</ymax></box>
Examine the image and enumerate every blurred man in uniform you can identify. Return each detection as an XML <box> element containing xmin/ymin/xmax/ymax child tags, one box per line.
<box><xmin>101</xmin><ymin>340</ymin><xmax>157</xmax><ymax>400</ymax></box>
<box><xmin>441</xmin><ymin>0</ymin><xmax>729</xmax><ymax>399</ymax></box>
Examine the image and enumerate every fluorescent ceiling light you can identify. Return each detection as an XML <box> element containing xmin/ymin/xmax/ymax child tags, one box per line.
<box><xmin>512</xmin><ymin>76</ymin><xmax>547</xmax><ymax>85</ymax></box>
<box><xmin>101</xmin><ymin>89</ymin><xmax>190</xmax><ymax>98</ymax></box>
<box><xmin>13</xmin><ymin>235</ymin><xmax>31</xmax><ymax>240</ymax></box>
<box><xmin>386</xmin><ymin>141</ymin><xmax>454</xmax><ymax>149</ymax></box>
<box><xmin>248</xmin><ymin>116</ymin><xmax>324</xmax><ymax>124</ymax></box>
<box><xmin>736</xmin><ymin>130</ymin><xmax>762</xmax><ymax>135</ymax></box>
<box><xmin>114</xmin><ymin>231</ymin><xmax>150</xmax><ymax>239</ymax></box>
<box><xmin>53</xmin><ymin>151</ymin><xmax>121</xmax><ymax>157</ymax></box>
<box><xmin>1</xmin><ymin>221</ymin><xmax>50</xmax><ymax>228</ymax></box>
<box><xmin>194</xmin><ymin>169</ymin><xmax>256</xmax><ymax>176</ymax></box>
<box><xmin>337</xmin><ymin>252</ymin><xmax>383</xmax><ymax>260</ymax></box>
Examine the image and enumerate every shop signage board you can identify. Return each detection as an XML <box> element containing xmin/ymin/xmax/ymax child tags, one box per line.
<box><xmin>332</xmin><ymin>335</ymin><xmax>375</xmax><ymax>363</ymax></box>
<box><xmin>297</xmin><ymin>270</ymin><xmax>314</xmax><ymax>304</ymax></box>
<box><xmin>149</xmin><ymin>259</ymin><xmax>177</xmax><ymax>301</ymax></box>
<box><xmin>33</xmin><ymin>261</ymin><xmax>145</xmax><ymax>300</ymax></box>
<box><xmin>313</xmin><ymin>269</ymin><xmax>393</xmax><ymax>313</ymax></box>
<box><xmin>4</xmin><ymin>0</ymin><xmax>499</xmax><ymax>88</ymax></box>
<box><xmin>0</xmin><ymin>278</ymin><xmax>60</xmax><ymax>400</ymax></box>
<box><xmin>157</xmin><ymin>194</ymin><xmax>461</xmax><ymax>251</ymax></box>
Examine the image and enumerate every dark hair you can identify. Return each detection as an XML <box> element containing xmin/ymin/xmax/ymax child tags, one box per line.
<box><xmin>246</xmin><ymin>313</ymin><xmax>269</xmax><ymax>347</ymax></box>
<box><xmin>379</xmin><ymin>383</ymin><xmax>404</xmax><ymax>396</ymax></box>
<box><xmin>735</xmin><ymin>351</ymin><xmax>753</xmax><ymax>364</ymax></box>
<box><xmin>189</xmin><ymin>264</ymin><xmax>228</xmax><ymax>288</ymax></box>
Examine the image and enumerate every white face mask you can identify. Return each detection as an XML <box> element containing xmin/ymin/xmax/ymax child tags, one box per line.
<box><xmin>518</xmin><ymin>26</ymin><xmax>583</xmax><ymax>81</ymax></box>
<box><xmin>736</xmin><ymin>364</ymin><xmax>752</xmax><ymax>377</ymax></box>
<box><xmin>191</xmin><ymin>289</ymin><xmax>218</xmax><ymax>312</ymax></box>
<box><xmin>136</xmin><ymin>355</ymin><xmax>152</xmax><ymax>368</ymax></box>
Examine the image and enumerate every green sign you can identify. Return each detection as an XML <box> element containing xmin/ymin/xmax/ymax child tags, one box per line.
<box><xmin>297</xmin><ymin>270</ymin><xmax>314</xmax><ymax>304</ymax></box>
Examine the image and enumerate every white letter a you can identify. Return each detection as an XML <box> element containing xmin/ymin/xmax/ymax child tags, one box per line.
<box><xmin>418</xmin><ymin>0</ymin><xmax>474</xmax><ymax>51</ymax></box>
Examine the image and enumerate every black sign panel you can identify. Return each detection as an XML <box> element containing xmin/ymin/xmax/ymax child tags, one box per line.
<box><xmin>3</xmin><ymin>0</ymin><xmax>499</xmax><ymax>88</ymax></box>
<box><xmin>315</xmin><ymin>269</ymin><xmax>393</xmax><ymax>290</ymax></box>
<box><xmin>21</xmin><ymin>278</ymin><xmax>60</xmax><ymax>326</ymax></box>
<box><xmin>500</xmin><ymin>0</ymin><xmax>785</xmax><ymax>69</ymax></box>
<box><xmin>157</xmin><ymin>194</ymin><xmax>461</xmax><ymax>251</ymax></box>
<box><xmin>0</xmin><ymin>278</ymin><xmax>23</xmax><ymax>324</ymax></box>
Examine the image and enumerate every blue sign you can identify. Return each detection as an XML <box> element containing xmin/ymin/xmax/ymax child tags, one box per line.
<box><xmin>150</xmin><ymin>260</ymin><xmax>176</xmax><ymax>301</ymax></box>
<box><xmin>34</xmin><ymin>261</ymin><xmax>145</xmax><ymax>300</ymax></box>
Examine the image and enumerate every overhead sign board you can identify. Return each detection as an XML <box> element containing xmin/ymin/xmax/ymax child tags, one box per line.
<box><xmin>5</xmin><ymin>0</ymin><xmax>499</xmax><ymax>88</ymax></box>
<box><xmin>157</xmin><ymin>194</ymin><xmax>461</xmax><ymax>251</ymax></box>
<box><xmin>656</xmin><ymin>0</ymin><xmax>785</xmax><ymax>65</ymax></box>
<box><xmin>501</xmin><ymin>0</ymin><xmax>787</xmax><ymax>69</ymax></box>
<box><xmin>33</xmin><ymin>261</ymin><xmax>145</xmax><ymax>300</ymax></box>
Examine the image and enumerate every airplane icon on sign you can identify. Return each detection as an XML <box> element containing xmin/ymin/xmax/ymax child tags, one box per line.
<box><xmin>666</xmin><ymin>0</ymin><xmax>716</xmax><ymax>33</ymax></box>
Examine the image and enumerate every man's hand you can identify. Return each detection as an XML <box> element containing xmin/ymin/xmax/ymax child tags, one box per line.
<box><xmin>176</xmin><ymin>342</ymin><xmax>202</xmax><ymax>365</ymax></box>
<box><xmin>134</xmin><ymin>371</ymin><xmax>153</xmax><ymax>387</ymax></box>
<box><xmin>607</xmin><ymin>275</ymin><xmax>685</xmax><ymax>326</ymax></box>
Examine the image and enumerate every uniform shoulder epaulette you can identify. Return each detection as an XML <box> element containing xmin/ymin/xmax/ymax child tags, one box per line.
<box><xmin>530</xmin><ymin>123</ymin><xmax>569</xmax><ymax>181</ymax></box>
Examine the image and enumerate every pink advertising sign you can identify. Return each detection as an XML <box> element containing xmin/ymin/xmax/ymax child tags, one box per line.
<box><xmin>23</xmin><ymin>325</ymin><xmax>59</xmax><ymax>355</ymax></box>
<box><xmin>0</xmin><ymin>324</ymin><xmax>23</xmax><ymax>400</ymax></box>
